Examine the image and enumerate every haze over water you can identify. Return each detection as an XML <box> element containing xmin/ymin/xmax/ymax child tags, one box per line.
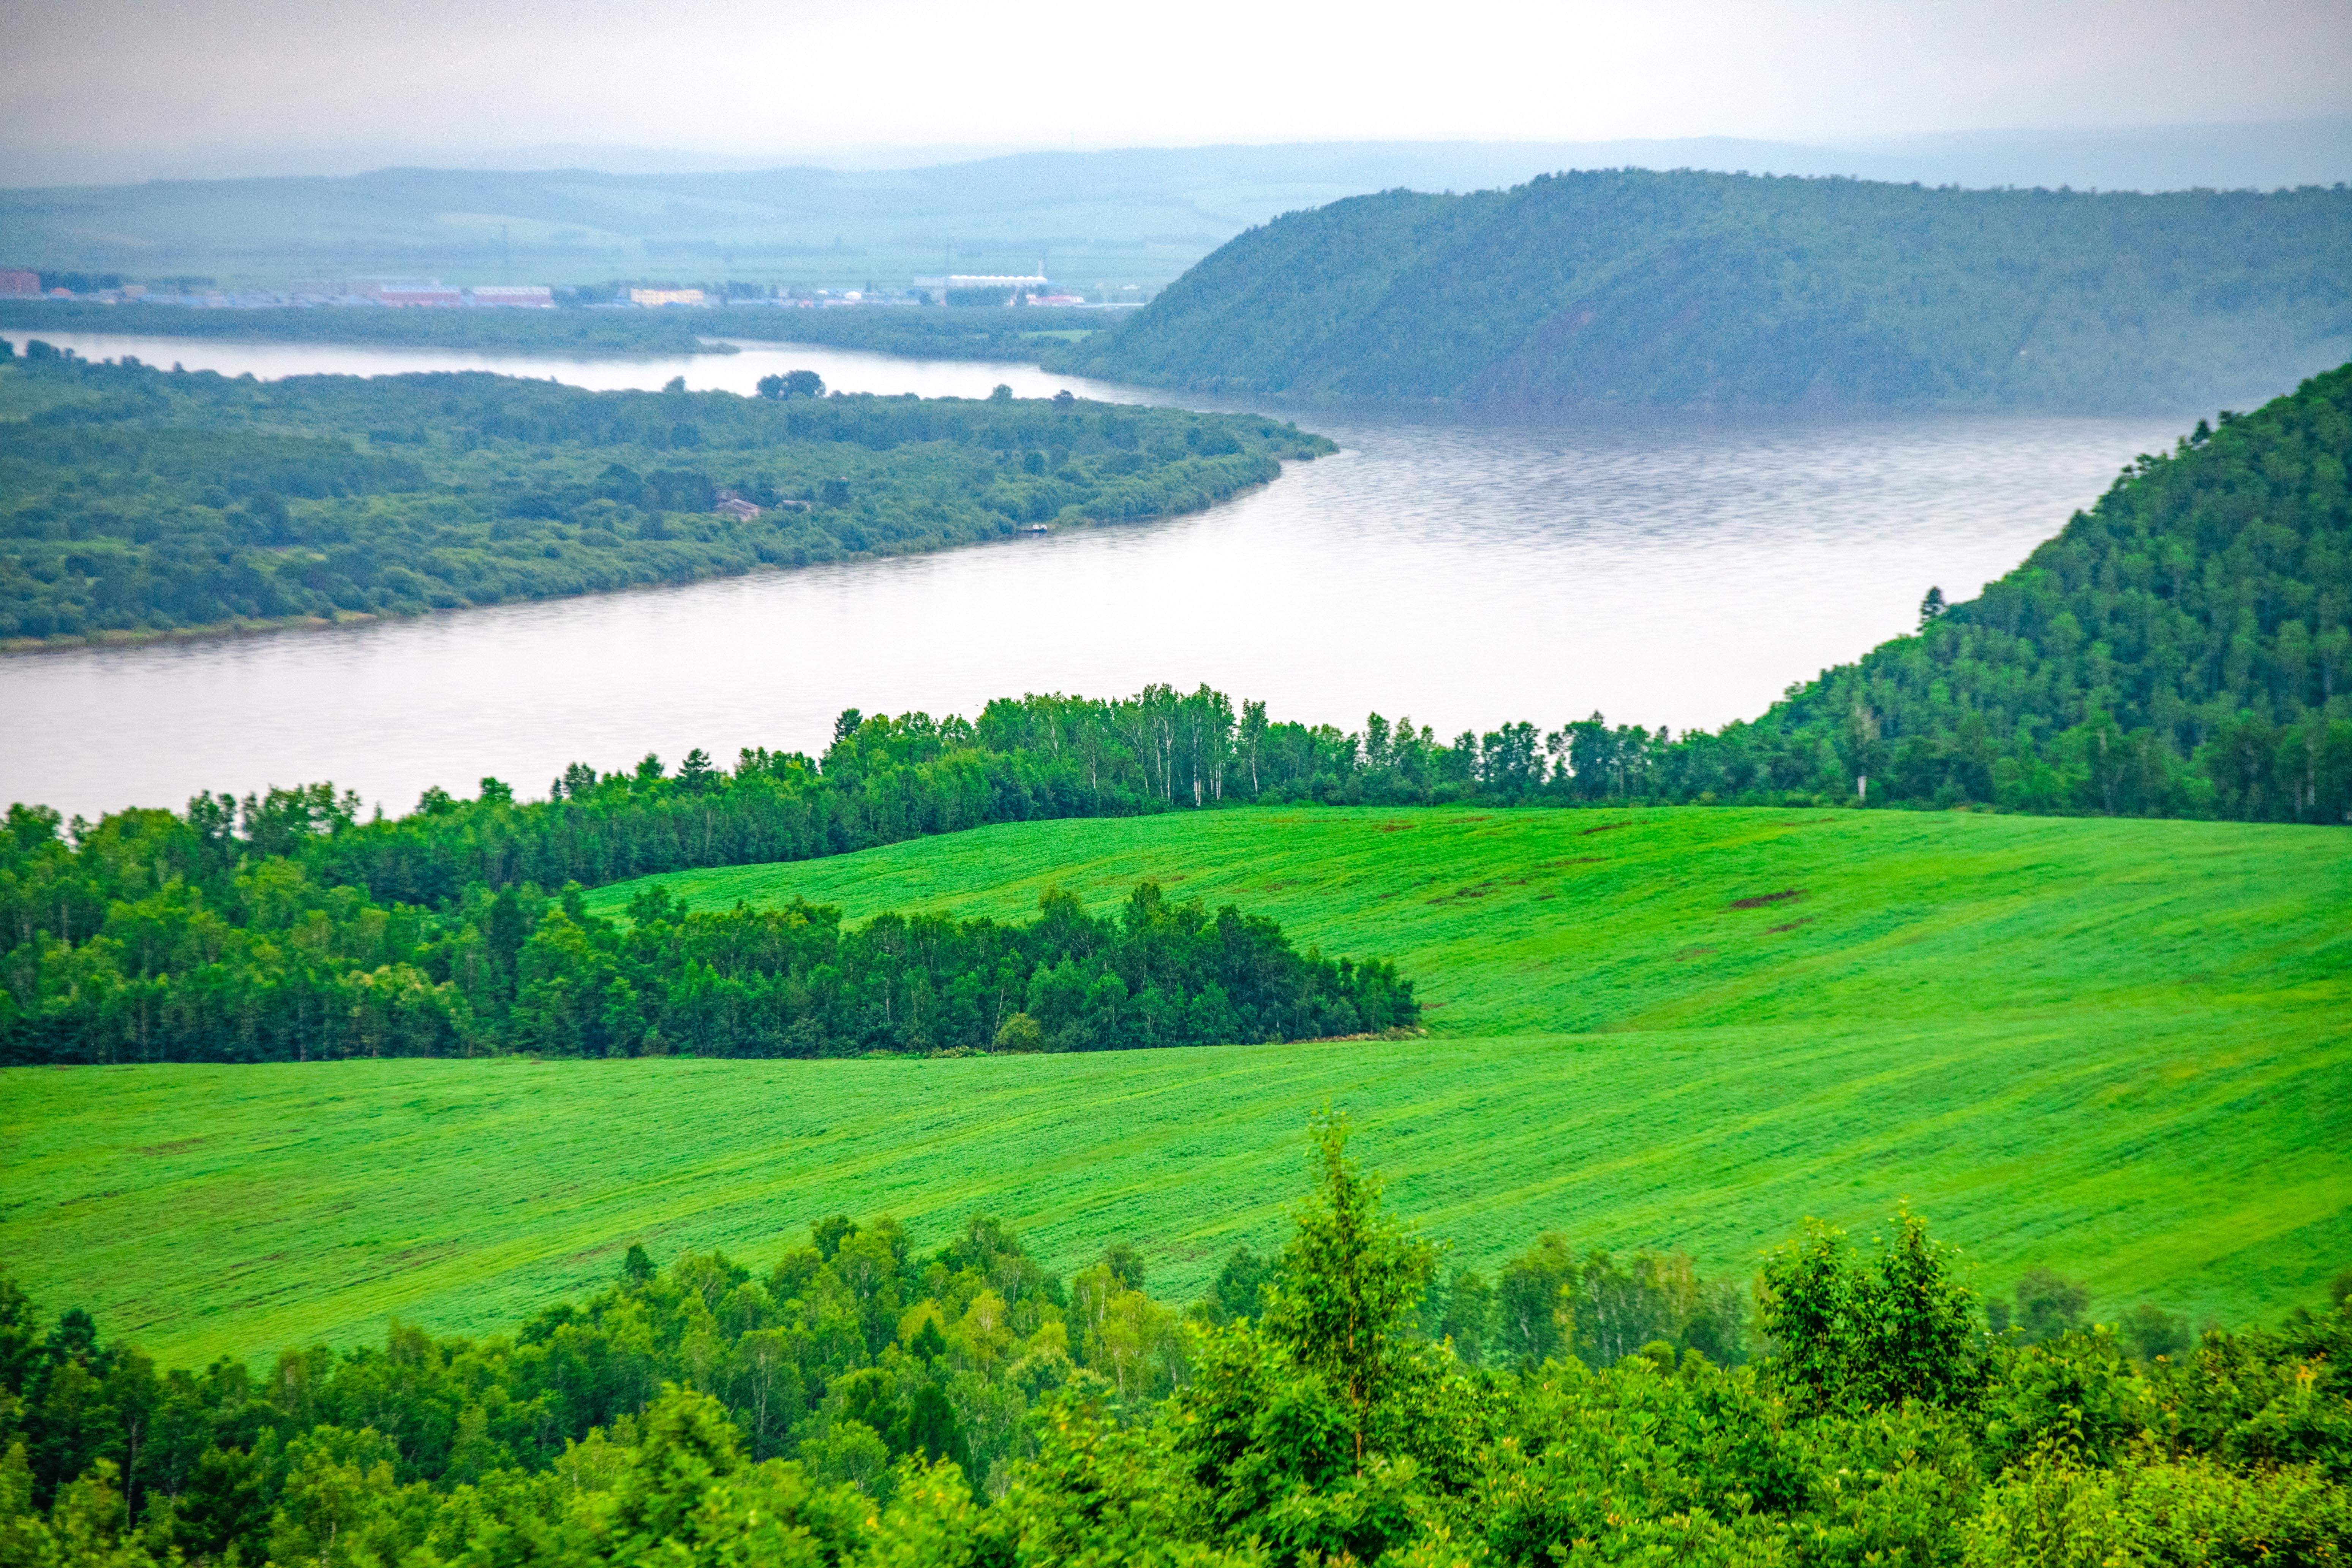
<box><xmin>2</xmin><ymin>329</ymin><xmax>2186</xmax><ymax>821</ymax></box>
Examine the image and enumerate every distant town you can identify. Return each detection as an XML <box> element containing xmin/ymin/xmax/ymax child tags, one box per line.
<box><xmin>0</xmin><ymin>267</ymin><xmax>1146</xmax><ymax>311</ymax></box>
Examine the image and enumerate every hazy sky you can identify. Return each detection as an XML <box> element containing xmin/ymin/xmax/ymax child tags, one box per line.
<box><xmin>6</xmin><ymin>0</ymin><xmax>2349</xmax><ymax>177</ymax></box>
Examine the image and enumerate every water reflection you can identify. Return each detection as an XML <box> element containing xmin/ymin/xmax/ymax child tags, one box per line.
<box><xmin>1</xmin><ymin>330</ymin><xmax>2184</xmax><ymax>819</ymax></box>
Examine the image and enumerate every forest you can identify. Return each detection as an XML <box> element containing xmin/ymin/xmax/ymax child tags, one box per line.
<box><xmin>1046</xmin><ymin>169</ymin><xmax>2352</xmax><ymax>411</ymax></box>
<box><xmin>2</xmin><ymin>1117</ymin><xmax>2345</xmax><ymax>1565</ymax></box>
<box><xmin>1725</xmin><ymin>364</ymin><xmax>2352</xmax><ymax>821</ymax></box>
<box><xmin>0</xmin><ymin>345</ymin><xmax>1326</xmax><ymax>645</ymax></box>
<box><xmin>0</xmin><ymin>760</ymin><xmax>1413</xmax><ymax>1063</ymax></box>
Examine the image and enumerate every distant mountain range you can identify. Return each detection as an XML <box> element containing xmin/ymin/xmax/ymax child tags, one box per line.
<box><xmin>1046</xmin><ymin>168</ymin><xmax>2352</xmax><ymax>413</ymax></box>
<box><xmin>3</xmin><ymin>123</ymin><xmax>2346</xmax><ymax>294</ymax></box>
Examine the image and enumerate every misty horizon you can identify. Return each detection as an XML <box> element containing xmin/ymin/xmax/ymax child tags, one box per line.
<box><xmin>6</xmin><ymin>0</ymin><xmax>2347</xmax><ymax>190</ymax></box>
<box><xmin>6</xmin><ymin>120</ymin><xmax>2352</xmax><ymax>199</ymax></box>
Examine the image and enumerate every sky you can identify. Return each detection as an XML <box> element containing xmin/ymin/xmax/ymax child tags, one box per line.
<box><xmin>3</xmin><ymin>0</ymin><xmax>2349</xmax><ymax>182</ymax></box>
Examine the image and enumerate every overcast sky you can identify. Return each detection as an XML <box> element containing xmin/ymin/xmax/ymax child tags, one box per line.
<box><xmin>5</xmin><ymin>0</ymin><xmax>2349</xmax><ymax>179</ymax></box>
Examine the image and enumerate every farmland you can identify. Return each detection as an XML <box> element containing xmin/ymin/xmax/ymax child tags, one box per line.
<box><xmin>4</xmin><ymin>804</ymin><xmax>2345</xmax><ymax>1367</ymax></box>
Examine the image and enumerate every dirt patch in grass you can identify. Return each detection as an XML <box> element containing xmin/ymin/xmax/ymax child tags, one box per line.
<box><xmin>135</xmin><ymin>1136</ymin><xmax>209</xmax><ymax>1157</ymax></box>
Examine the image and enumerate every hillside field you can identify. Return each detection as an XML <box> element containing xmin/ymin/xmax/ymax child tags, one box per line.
<box><xmin>3</xmin><ymin>805</ymin><xmax>2346</xmax><ymax>1366</ymax></box>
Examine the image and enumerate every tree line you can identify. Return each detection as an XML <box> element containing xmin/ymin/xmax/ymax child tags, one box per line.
<box><xmin>3</xmin><ymin>1117</ymin><xmax>2344</xmax><ymax>1564</ymax></box>
<box><xmin>0</xmin><ymin>785</ymin><xmax>1412</xmax><ymax>1064</ymax></box>
<box><xmin>0</xmin><ymin>300</ymin><xmax>729</xmax><ymax>357</ymax></box>
<box><xmin>0</xmin><ymin>661</ymin><xmax>2338</xmax><ymax>1064</ymax></box>
<box><xmin>0</xmin><ymin>346</ymin><xmax>1327</xmax><ymax>645</ymax></box>
<box><xmin>0</xmin><ymin>299</ymin><xmax>1113</xmax><ymax>365</ymax></box>
<box><xmin>720</xmin><ymin>303</ymin><xmax>1113</xmax><ymax>362</ymax></box>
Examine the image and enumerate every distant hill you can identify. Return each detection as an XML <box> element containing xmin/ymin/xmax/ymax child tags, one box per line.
<box><xmin>7</xmin><ymin>125</ymin><xmax>2347</xmax><ymax>297</ymax></box>
<box><xmin>1048</xmin><ymin>169</ymin><xmax>2352</xmax><ymax>412</ymax></box>
<box><xmin>4</xmin><ymin>146</ymin><xmax>1794</xmax><ymax>295</ymax></box>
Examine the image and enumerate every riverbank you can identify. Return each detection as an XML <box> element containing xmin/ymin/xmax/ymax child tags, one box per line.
<box><xmin>0</xmin><ymin>299</ymin><xmax>1113</xmax><ymax>362</ymax></box>
<box><xmin>0</xmin><ymin>608</ymin><xmax>383</xmax><ymax>656</ymax></box>
<box><xmin>0</xmin><ymin>510</ymin><xmax>1133</xmax><ymax>659</ymax></box>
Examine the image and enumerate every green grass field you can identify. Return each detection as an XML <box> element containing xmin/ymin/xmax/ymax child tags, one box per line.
<box><xmin>4</xmin><ymin>806</ymin><xmax>2347</xmax><ymax>1367</ymax></box>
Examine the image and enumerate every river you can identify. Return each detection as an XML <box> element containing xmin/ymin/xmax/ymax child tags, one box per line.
<box><xmin>2</xmin><ymin>327</ymin><xmax>2188</xmax><ymax>820</ymax></box>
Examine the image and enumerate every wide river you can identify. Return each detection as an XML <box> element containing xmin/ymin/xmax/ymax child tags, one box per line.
<box><xmin>3</xmin><ymin>329</ymin><xmax>2189</xmax><ymax>820</ymax></box>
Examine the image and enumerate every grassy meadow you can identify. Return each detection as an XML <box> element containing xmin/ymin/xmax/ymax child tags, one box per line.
<box><xmin>4</xmin><ymin>805</ymin><xmax>2347</xmax><ymax>1366</ymax></box>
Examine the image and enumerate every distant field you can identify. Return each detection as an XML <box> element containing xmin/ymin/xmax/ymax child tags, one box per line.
<box><xmin>5</xmin><ymin>806</ymin><xmax>2347</xmax><ymax>1366</ymax></box>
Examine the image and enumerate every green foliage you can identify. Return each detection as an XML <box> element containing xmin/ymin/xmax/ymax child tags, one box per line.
<box><xmin>1483</xmin><ymin>1236</ymin><xmax>1743</xmax><ymax>1372</ymax></box>
<box><xmin>1192</xmin><ymin>1248</ymin><xmax>1277</xmax><ymax>1330</ymax></box>
<box><xmin>0</xmin><ymin>1207</ymin><xmax>1121</xmax><ymax>1559</ymax></box>
<box><xmin>1258</xmin><ymin>1112</ymin><xmax>1437</xmax><ymax>1467</ymax></box>
<box><xmin>1052</xmin><ymin>169</ymin><xmax>2352</xmax><ymax>412</ymax></box>
<box><xmin>0</xmin><ymin>351</ymin><xmax>1328</xmax><ymax>644</ymax></box>
<box><xmin>3</xmin><ymin>1129</ymin><xmax>2350</xmax><ymax>1564</ymax></box>
<box><xmin>1015</xmin><ymin>369</ymin><xmax>2347</xmax><ymax>824</ymax></box>
<box><xmin>2008</xmin><ymin>1268</ymin><xmax>2094</xmax><ymax>1345</ymax></box>
<box><xmin>1758</xmin><ymin>1207</ymin><xmax>1985</xmax><ymax>1412</ymax></box>
<box><xmin>1963</xmin><ymin>1450</ymin><xmax>2352</xmax><ymax>1566</ymax></box>
<box><xmin>0</xmin><ymin>787</ymin><xmax>1415</xmax><ymax>1059</ymax></box>
<box><xmin>1719</xmin><ymin>364</ymin><xmax>2352</xmax><ymax>821</ymax></box>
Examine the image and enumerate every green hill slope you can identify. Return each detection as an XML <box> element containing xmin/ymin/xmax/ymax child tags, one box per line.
<box><xmin>1051</xmin><ymin>169</ymin><xmax>2352</xmax><ymax>411</ymax></box>
<box><xmin>9</xmin><ymin>806</ymin><xmax>2345</xmax><ymax>1363</ymax></box>
<box><xmin>1633</xmin><ymin>362</ymin><xmax>2352</xmax><ymax>816</ymax></box>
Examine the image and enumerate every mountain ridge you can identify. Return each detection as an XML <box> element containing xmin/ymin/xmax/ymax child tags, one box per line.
<box><xmin>1047</xmin><ymin>168</ymin><xmax>2352</xmax><ymax>412</ymax></box>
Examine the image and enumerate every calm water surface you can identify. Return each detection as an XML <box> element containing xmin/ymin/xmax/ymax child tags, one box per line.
<box><xmin>3</xmin><ymin>329</ymin><xmax>2186</xmax><ymax>819</ymax></box>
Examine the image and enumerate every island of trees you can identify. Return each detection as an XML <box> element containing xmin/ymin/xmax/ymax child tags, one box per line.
<box><xmin>1049</xmin><ymin>169</ymin><xmax>2352</xmax><ymax>411</ymax></box>
<box><xmin>0</xmin><ymin>343</ymin><xmax>1329</xmax><ymax>647</ymax></box>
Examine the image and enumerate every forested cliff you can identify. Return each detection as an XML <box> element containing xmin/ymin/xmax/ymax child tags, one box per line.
<box><xmin>1050</xmin><ymin>169</ymin><xmax>2352</xmax><ymax>411</ymax></box>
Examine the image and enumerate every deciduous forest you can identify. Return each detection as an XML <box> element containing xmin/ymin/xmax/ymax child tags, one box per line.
<box><xmin>0</xmin><ymin>344</ymin><xmax>1325</xmax><ymax>645</ymax></box>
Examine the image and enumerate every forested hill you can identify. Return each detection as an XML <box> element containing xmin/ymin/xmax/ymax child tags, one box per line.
<box><xmin>1721</xmin><ymin>362</ymin><xmax>2352</xmax><ymax>817</ymax></box>
<box><xmin>1047</xmin><ymin>169</ymin><xmax>2352</xmax><ymax>411</ymax></box>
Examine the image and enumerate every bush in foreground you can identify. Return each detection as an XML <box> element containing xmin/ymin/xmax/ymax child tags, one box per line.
<box><xmin>1</xmin><ymin>1115</ymin><xmax>2345</xmax><ymax>1563</ymax></box>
